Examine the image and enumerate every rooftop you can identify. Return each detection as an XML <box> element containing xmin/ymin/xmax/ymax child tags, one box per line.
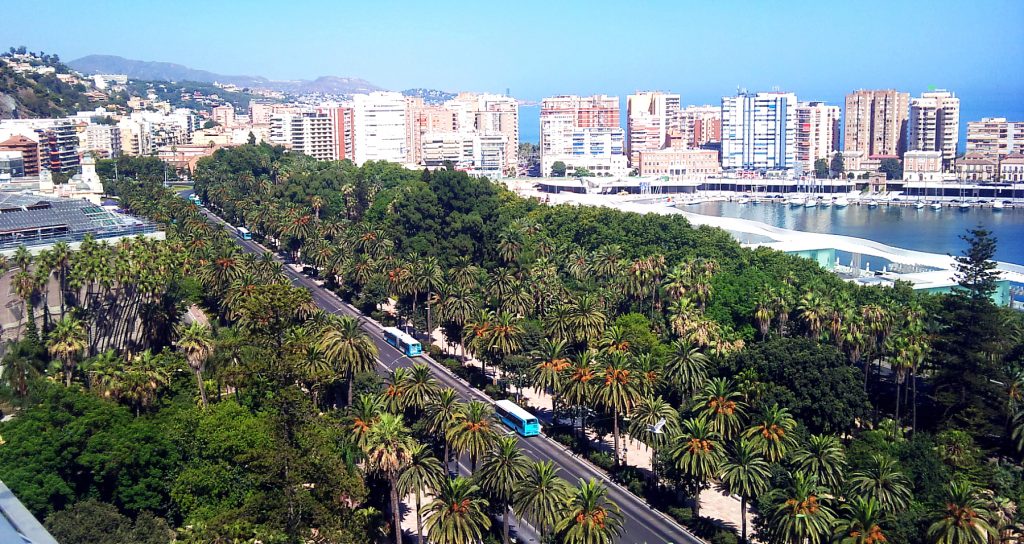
<box><xmin>0</xmin><ymin>192</ymin><xmax>161</xmax><ymax>252</ymax></box>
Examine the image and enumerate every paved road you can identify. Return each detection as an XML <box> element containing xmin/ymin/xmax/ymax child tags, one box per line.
<box><xmin>186</xmin><ymin>196</ymin><xmax>703</xmax><ymax>544</ymax></box>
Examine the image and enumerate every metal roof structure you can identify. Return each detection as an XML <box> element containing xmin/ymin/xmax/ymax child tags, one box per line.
<box><xmin>0</xmin><ymin>191</ymin><xmax>159</xmax><ymax>251</ymax></box>
<box><xmin>0</xmin><ymin>481</ymin><xmax>58</xmax><ymax>544</ymax></box>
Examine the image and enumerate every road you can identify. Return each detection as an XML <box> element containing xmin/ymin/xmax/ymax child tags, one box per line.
<box><xmin>187</xmin><ymin>196</ymin><xmax>703</xmax><ymax>544</ymax></box>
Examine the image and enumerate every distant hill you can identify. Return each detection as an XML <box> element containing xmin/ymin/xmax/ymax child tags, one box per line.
<box><xmin>402</xmin><ymin>88</ymin><xmax>457</xmax><ymax>104</ymax></box>
<box><xmin>68</xmin><ymin>54</ymin><xmax>381</xmax><ymax>95</ymax></box>
<box><xmin>0</xmin><ymin>51</ymin><xmax>115</xmax><ymax>119</ymax></box>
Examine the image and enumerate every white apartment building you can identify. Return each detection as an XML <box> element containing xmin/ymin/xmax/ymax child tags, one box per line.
<box><xmin>795</xmin><ymin>101</ymin><xmax>840</xmax><ymax>175</ymax></box>
<box><xmin>908</xmin><ymin>90</ymin><xmax>960</xmax><ymax>171</ymax></box>
<box><xmin>626</xmin><ymin>91</ymin><xmax>680</xmax><ymax>167</ymax></box>
<box><xmin>540</xmin><ymin>95</ymin><xmax>626</xmax><ymax>176</ymax></box>
<box><xmin>721</xmin><ymin>92</ymin><xmax>798</xmax><ymax>171</ymax></box>
<box><xmin>674</xmin><ymin>105</ymin><xmax>722</xmax><ymax>149</ymax></box>
<box><xmin>353</xmin><ymin>92</ymin><xmax>408</xmax><ymax>165</ymax></box>
<box><xmin>420</xmin><ymin>131</ymin><xmax>506</xmax><ymax>173</ymax></box>
<box><xmin>80</xmin><ymin>124</ymin><xmax>122</xmax><ymax>158</ymax></box>
<box><xmin>269</xmin><ymin>112</ymin><xmax>338</xmax><ymax>161</ymax></box>
<box><xmin>445</xmin><ymin>93</ymin><xmax>518</xmax><ymax>173</ymax></box>
<box><xmin>966</xmin><ymin>117</ymin><xmax>1024</xmax><ymax>159</ymax></box>
<box><xmin>117</xmin><ymin>110</ymin><xmax>196</xmax><ymax>156</ymax></box>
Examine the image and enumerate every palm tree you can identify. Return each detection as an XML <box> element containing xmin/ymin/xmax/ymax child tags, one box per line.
<box><xmin>427</xmin><ymin>388</ymin><xmax>464</xmax><ymax>471</ymax></box>
<box><xmin>175</xmin><ymin>321</ymin><xmax>214</xmax><ymax>408</ymax></box>
<box><xmin>555</xmin><ymin>478</ymin><xmax>623</xmax><ymax>544</ymax></box>
<box><xmin>696</xmin><ymin>377</ymin><xmax>747</xmax><ymax>440</ymax></box>
<box><xmin>561</xmin><ymin>350</ymin><xmax>599</xmax><ymax>439</ymax></box>
<box><xmin>448</xmin><ymin>400</ymin><xmax>497</xmax><ymax>471</ymax></box>
<box><xmin>350</xmin><ymin>393</ymin><xmax>384</xmax><ymax>449</ymax></box>
<box><xmin>398</xmin><ymin>443</ymin><xmax>444</xmax><ymax>544</ymax></box>
<box><xmin>513</xmin><ymin>460</ymin><xmax>573</xmax><ymax>540</ymax></box>
<box><xmin>665</xmin><ymin>339</ymin><xmax>708</xmax><ymax>395</ymax></box>
<box><xmin>1</xmin><ymin>341</ymin><xmax>40</xmax><ymax>398</ymax></box>
<box><xmin>436</xmin><ymin>284</ymin><xmax>481</xmax><ymax>358</ymax></box>
<box><xmin>847</xmin><ymin>454</ymin><xmax>912</xmax><ymax>514</ymax></box>
<box><xmin>319</xmin><ymin>315</ymin><xmax>379</xmax><ymax>406</ymax></box>
<box><xmin>568</xmin><ymin>293</ymin><xmax>606</xmax><ymax>347</ymax></box>
<box><xmin>48</xmin><ymin>315</ymin><xmax>87</xmax><ymax>387</ymax></box>
<box><xmin>404</xmin><ymin>363</ymin><xmax>440</xmax><ymax>413</ymax></box>
<box><xmin>767</xmin><ymin>471</ymin><xmax>836</xmax><ymax>544</ymax></box>
<box><xmin>720</xmin><ymin>438</ymin><xmax>771</xmax><ymax>544</ymax></box>
<box><xmin>833</xmin><ymin>496</ymin><xmax>889</xmax><ymax>544</ymax></box>
<box><xmin>742</xmin><ymin>403</ymin><xmax>798</xmax><ymax>463</ymax></box>
<box><xmin>384</xmin><ymin>367</ymin><xmax>411</xmax><ymax>413</ymax></box>
<box><xmin>424</xmin><ymin>477</ymin><xmax>492</xmax><ymax>544</ymax></box>
<box><xmin>531</xmin><ymin>338</ymin><xmax>570</xmax><ymax>416</ymax></box>
<box><xmin>477</xmin><ymin>436</ymin><xmax>530</xmax><ymax>544</ymax></box>
<box><xmin>797</xmin><ymin>291</ymin><xmax>828</xmax><ymax>340</ymax></box>
<box><xmin>791</xmin><ymin>434</ymin><xmax>846</xmax><ymax>494</ymax></box>
<box><xmin>543</xmin><ymin>303</ymin><xmax>574</xmax><ymax>344</ymax></box>
<box><xmin>628</xmin><ymin>395</ymin><xmax>679</xmax><ymax>450</ymax></box>
<box><xmin>669</xmin><ymin>415</ymin><xmax>725</xmax><ymax>518</ymax></box>
<box><xmin>927</xmin><ymin>482</ymin><xmax>996</xmax><ymax>544</ymax></box>
<box><xmin>364</xmin><ymin>412</ymin><xmax>416</xmax><ymax>544</ymax></box>
<box><xmin>754</xmin><ymin>291</ymin><xmax>774</xmax><ymax>339</ymax></box>
<box><xmin>597</xmin><ymin>352</ymin><xmax>640</xmax><ymax>466</ymax></box>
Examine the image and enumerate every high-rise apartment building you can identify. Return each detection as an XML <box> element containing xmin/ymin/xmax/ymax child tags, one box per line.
<box><xmin>626</xmin><ymin>91</ymin><xmax>680</xmax><ymax>167</ymax></box>
<box><xmin>673</xmin><ymin>105</ymin><xmax>722</xmax><ymax>149</ymax></box>
<box><xmin>80</xmin><ymin>124</ymin><xmax>122</xmax><ymax>158</ymax></box>
<box><xmin>269</xmin><ymin>112</ymin><xmax>338</xmax><ymax>161</ymax></box>
<box><xmin>0</xmin><ymin>135</ymin><xmax>40</xmax><ymax>176</ymax></box>
<box><xmin>795</xmin><ymin>101</ymin><xmax>840</xmax><ymax>175</ymax></box>
<box><xmin>211</xmin><ymin>105</ymin><xmax>236</xmax><ymax>128</ymax></box>
<box><xmin>843</xmin><ymin>89</ymin><xmax>909</xmax><ymax>157</ymax></box>
<box><xmin>314</xmin><ymin>106</ymin><xmax>355</xmax><ymax>162</ymax></box>
<box><xmin>540</xmin><ymin>95</ymin><xmax>625</xmax><ymax>176</ymax></box>
<box><xmin>966</xmin><ymin>117</ymin><xmax>1024</xmax><ymax>159</ymax></box>
<box><xmin>353</xmin><ymin>92</ymin><xmax>408</xmax><ymax>165</ymax></box>
<box><xmin>908</xmin><ymin>90</ymin><xmax>960</xmax><ymax>171</ymax></box>
<box><xmin>406</xmin><ymin>97</ymin><xmax>459</xmax><ymax>166</ymax></box>
<box><xmin>721</xmin><ymin>91</ymin><xmax>797</xmax><ymax>171</ymax></box>
<box><xmin>446</xmin><ymin>93</ymin><xmax>519</xmax><ymax>173</ymax></box>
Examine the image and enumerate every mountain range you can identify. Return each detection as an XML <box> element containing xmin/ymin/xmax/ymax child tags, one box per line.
<box><xmin>68</xmin><ymin>54</ymin><xmax>382</xmax><ymax>95</ymax></box>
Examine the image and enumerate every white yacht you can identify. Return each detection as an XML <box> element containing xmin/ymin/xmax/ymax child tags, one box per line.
<box><xmin>833</xmin><ymin>197</ymin><xmax>849</xmax><ymax>208</ymax></box>
<box><xmin>866</xmin><ymin>199</ymin><xmax>878</xmax><ymax>208</ymax></box>
<box><xmin>931</xmin><ymin>201</ymin><xmax>942</xmax><ymax>210</ymax></box>
<box><xmin>993</xmin><ymin>200</ymin><xmax>1005</xmax><ymax>211</ymax></box>
<box><xmin>958</xmin><ymin>201</ymin><xmax>971</xmax><ymax>210</ymax></box>
<box><xmin>914</xmin><ymin>201</ymin><xmax>925</xmax><ymax>209</ymax></box>
<box><xmin>804</xmin><ymin>198</ymin><xmax>817</xmax><ymax>208</ymax></box>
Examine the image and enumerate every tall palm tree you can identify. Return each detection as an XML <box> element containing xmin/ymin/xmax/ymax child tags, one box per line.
<box><xmin>754</xmin><ymin>291</ymin><xmax>774</xmax><ymax>339</ymax></box>
<box><xmin>404</xmin><ymin>363</ymin><xmax>440</xmax><ymax>413</ymax></box>
<box><xmin>847</xmin><ymin>454</ymin><xmax>912</xmax><ymax>514</ymax></box>
<box><xmin>568</xmin><ymin>293</ymin><xmax>606</xmax><ymax>347</ymax></box>
<box><xmin>384</xmin><ymin>367</ymin><xmax>411</xmax><ymax>414</ymax></box>
<box><xmin>561</xmin><ymin>350</ymin><xmax>599</xmax><ymax>439</ymax></box>
<box><xmin>318</xmin><ymin>315</ymin><xmax>379</xmax><ymax>406</ymax></box>
<box><xmin>364</xmin><ymin>412</ymin><xmax>416</xmax><ymax>544</ymax></box>
<box><xmin>543</xmin><ymin>303</ymin><xmax>575</xmax><ymax>345</ymax></box>
<box><xmin>477</xmin><ymin>436</ymin><xmax>530</xmax><ymax>544</ymax></box>
<box><xmin>927</xmin><ymin>482</ymin><xmax>996</xmax><ymax>544</ymax></box>
<box><xmin>427</xmin><ymin>388</ymin><xmax>464</xmax><ymax>471</ymax></box>
<box><xmin>628</xmin><ymin>395</ymin><xmax>680</xmax><ymax>449</ymax></box>
<box><xmin>350</xmin><ymin>393</ymin><xmax>384</xmax><ymax>449</ymax></box>
<box><xmin>833</xmin><ymin>496</ymin><xmax>889</xmax><ymax>544</ymax></box>
<box><xmin>597</xmin><ymin>352</ymin><xmax>640</xmax><ymax>466</ymax></box>
<box><xmin>696</xmin><ymin>377</ymin><xmax>747</xmax><ymax>441</ymax></box>
<box><xmin>175</xmin><ymin>321</ymin><xmax>214</xmax><ymax>408</ymax></box>
<box><xmin>1</xmin><ymin>341</ymin><xmax>40</xmax><ymax>398</ymax></box>
<box><xmin>669</xmin><ymin>415</ymin><xmax>725</xmax><ymax>518</ymax></box>
<box><xmin>448</xmin><ymin>400</ymin><xmax>497</xmax><ymax>471</ymax></box>
<box><xmin>720</xmin><ymin>438</ymin><xmax>771</xmax><ymax>544</ymax></box>
<box><xmin>665</xmin><ymin>339</ymin><xmax>708</xmax><ymax>396</ymax></box>
<box><xmin>555</xmin><ymin>478</ymin><xmax>624</xmax><ymax>544</ymax></box>
<box><xmin>767</xmin><ymin>471</ymin><xmax>836</xmax><ymax>544</ymax></box>
<box><xmin>797</xmin><ymin>291</ymin><xmax>828</xmax><ymax>340</ymax></box>
<box><xmin>742</xmin><ymin>403</ymin><xmax>798</xmax><ymax>463</ymax></box>
<box><xmin>436</xmin><ymin>284</ymin><xmax>481</xmax><ymax>357</ymax></box>
<box><xmin>791</xmin><ymin>434</ymin><xmax>846</xmax><ymax>494</ymax></box>
<box><xmin>513</xmin><ymin>461</ymin><xmax>573</xmax><ymax>540</ymax></box>
<box><xmin>48</xmin><ymin>315</ymin><xmax>87</xmax><ymax>387</ymax></box>
<box><xmin>531</xmin><ymin>338</ymin><xmax>570</xmax><ymax>416</ymax></box>
<box><xmin>424</xmin><ymin>477</ymin><xmax>492</xmax><ymax>544</ymax></box>
<box><xmin>398</xmin><ymin>443</ymin><xmax>444</xmax><ymax>544</ymax></box>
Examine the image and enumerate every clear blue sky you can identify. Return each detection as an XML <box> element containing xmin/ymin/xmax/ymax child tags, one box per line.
<box><xmin>6</xmin><ymin>0</ymin><xmax>1024</xmax><ymax>110</ymax></box>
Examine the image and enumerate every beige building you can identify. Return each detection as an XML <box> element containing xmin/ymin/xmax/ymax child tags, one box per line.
<box><xmin>903</xmin><ymin>150</ymin><xmax>944</xmax><ymax>182</ymax></box>
<box><xmin>954</xmin><ymin>153</ymin><xmax>998</xmax><ymax>182</ymax></box>
<box><xmin>406</xmin><ymin>98</ymin><xmax>459</xmax><ymax>166</ymax></box>
<box><xmin>445</xmin><ymin>93</ymin><xmax>519</xmax><ymax>174</ymax></box>
<box><xmin>626</xmin><ymin>91</ymin><xmax>680</xmax><ymax>167</ymax></box>
<box><xmin>844</xmin><ymin>89</ymin><xmax>909</xmax><ymax>157</ymax></box>
<box><xmin>999</xmin><ymin>153</ymin><xmax>1024</xmax><ymax>182</ymax></box>
<box><xmin>966</xmin><ymin>117</ymin><xmax>1024</xmax><ymax>159</ymax></box>
<box><xmin>672</xmin><ymin>105</ymin><xmax>721</xmax><ymax>149</ymax></box>
<box><xmin>908</xmin><ymin>90</ymin><xmax>960</xmax><ymax>171</ymax></box>
<box><xmin>636</xmin><ymin>148</ymin><xmax>721</xmax><ymax>179</ymax></box>
<box><xmin>795</xmin><ymin>101</ymin><xmax>840</xmax><ymax>175</ymax></box>
<box><xmin>211</xmin><ymin>105</ymin><xmax>236</xmax><ymax>128</ymax></box>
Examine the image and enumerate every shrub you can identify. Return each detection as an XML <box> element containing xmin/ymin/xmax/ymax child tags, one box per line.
<box><xmin>586</xmin><ymin>451</ymin><xmax>614</xmax><ymax>471</ymax></box>
<box><xmin>667</xmin><ymin>506</ymin><xmax>694</xmax><ymax>525</ymax></box>
<box><xmin>710</xmin><ymin>530</ymin><xmax>738</xmax><ymax>544</ymax></box>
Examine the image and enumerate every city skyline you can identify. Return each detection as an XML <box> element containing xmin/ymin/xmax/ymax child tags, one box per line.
<box><xmin>6</xmin><ymin>0</ymin><xmax>1023</xmax><ymax>106</ymax></box>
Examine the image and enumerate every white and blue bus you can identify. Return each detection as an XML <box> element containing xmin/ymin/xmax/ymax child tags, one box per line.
<box><xmin>236</xmin><ymin>226</ymin><xmax>252</xmax><ymax>240</ymax></box>
<box><xmin>188</xmin><ymin>194</ymin><xmax>202</xmax><ymax>206</ymax></box>
<box><xmin>383</xmin><ymin>327</ymin><xmax>423</xmax><ymax>357</ymax></box>
<box><xmin>494</xmin><ymin>399</ymin><xmax>541</xmax><ymax>437</ymax></box>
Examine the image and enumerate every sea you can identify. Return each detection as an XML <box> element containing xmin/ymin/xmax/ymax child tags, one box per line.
<box><xmin>685</xmin><ymin>201</ymin><xmax>1024</xmax><ymax>265</ymax></box>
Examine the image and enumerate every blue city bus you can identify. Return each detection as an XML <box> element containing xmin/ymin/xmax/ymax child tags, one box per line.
<box><xmin>188</xmin><ymin>194</ymin><xmax>202</xmax><ymax>206</ymax></box>
<box><xmin>494</xmin><ymin>399</ymin><xmax>541</xmax><ymax>437</ymax></box>
<box><xmin>236</xmin><ymin>226</ymin><xmax>252</xmax><ymax>240</ymax></box>
<box><xmin>383</xmin><ymin>327</ymin><xmax>423</xmax><ymax>357</ymax></box>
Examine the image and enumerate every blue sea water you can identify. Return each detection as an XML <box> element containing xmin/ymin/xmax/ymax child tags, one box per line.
<box><xmin>687</xmin><ymin>201</ymin><xmax>1024</xmax><ymax>265</ymax></box>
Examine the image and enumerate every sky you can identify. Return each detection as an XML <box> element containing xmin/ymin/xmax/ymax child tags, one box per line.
<box><xmin>7</xmin><ymin>0</ymin><xmax>1024</xmax><ymax>111</ymax></box>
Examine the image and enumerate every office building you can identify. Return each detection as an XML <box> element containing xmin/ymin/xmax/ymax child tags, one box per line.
<box><xmin>795</xmin><ymin>101</ymin><xmax>841</xmax><ymax>175</ymax></box>
<box><xmin>843</xmin><ymin>89</ymin><xmax>909</xmax><ymax>157</ymax></box>
<box><xmin>540</xmin><ymin>95</ymin><xmax>625</xmax><ymax>176</ymax></box>
<box><xmin>721</xmin><ymin>91</ymin><xmax>798</xmax><ymax>171</ymax></box>
<box><xmin>269</xmin><ymin>112</ymin><xmax>338</xmax><ymax>161</ymax></box>
<box><xmin>636</xmin><ymin>148</ymin><xmax>721</xmax><ymax>179</ymax></box>
<box><xmin>908</xmin><ymin>90</ymin><xmax>960</xmax><ymax>171</ymax></box>
<box><xmin>966</xmin><ymin>118</ymin><xmax>1024</xmax><ymax>159</ymax></box>
<box><xmin>353</xmin><ymin>92</ymin><xmax>408</xmax><ymax>165</ymax></box>
<box><xmin>626</xmin><ymin>91</ymin><xmax>680</xmax><ymax>166</ymax></box>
